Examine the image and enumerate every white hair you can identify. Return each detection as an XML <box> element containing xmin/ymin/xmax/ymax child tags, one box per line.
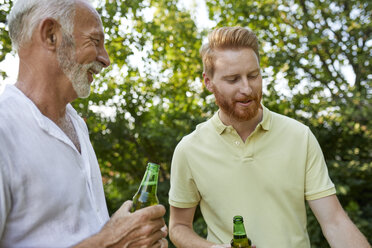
<box><xmin>8</xmin><ymin>0</ymin><xmax>77</xmax><ymax>52</ymax></box>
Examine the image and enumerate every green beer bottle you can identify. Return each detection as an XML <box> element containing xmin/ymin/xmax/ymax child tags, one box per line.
<box><xmin>230</xmin><ymin>215</ymin><xmax>252</xmax><ymax>248</ymax></box>
<box><xmin>130</xmin><ymin>162</ymin><xmax>160</xmax><ymax>212</ymax></box>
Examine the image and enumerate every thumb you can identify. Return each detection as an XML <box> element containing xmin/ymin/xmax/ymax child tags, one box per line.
<box><xmin>114</xmin><ymin>200</ymin><xmax>132</xmax><ymax>217</ymax></box>
<box><xmin>120</xmin><ymin>200</ymin><xmax>133</xmax><ymax>212</ymax></box>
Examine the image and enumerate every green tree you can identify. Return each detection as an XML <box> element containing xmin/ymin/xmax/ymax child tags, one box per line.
<box><xmin>0</xmin><ymin>0</ymin><xmax>370</xmax><ymax>247</ymax></box>
<box><xmin>205</xmin><ymin>0</ymin><xmax>372</xmax><ymax>246</ymax></box>
<box><xmin>72</xmin><ymin>2</ymin><xmax>210</xmax><ymax>246</ymax></box>
<box><xmin>0</xmin><ymin>0</ymin><xmax>13</xmax><ymax>81</ymax></box>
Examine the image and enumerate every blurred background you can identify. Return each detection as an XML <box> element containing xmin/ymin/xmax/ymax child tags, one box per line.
<box><xmin>0</xmin><ymin>0</ymin><xmax>371</xmax><ymax>247</ymax></box>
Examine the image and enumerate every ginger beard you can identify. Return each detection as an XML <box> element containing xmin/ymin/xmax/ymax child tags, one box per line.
<box><xmin>211</xmin><ymin>83</ymin><xmax>262</xmax><ymax>121</ymax></box>
<box><xmin>57</xmin><ymin>32</ymin><xmax>102</xmax><ymax>98</ymax></box>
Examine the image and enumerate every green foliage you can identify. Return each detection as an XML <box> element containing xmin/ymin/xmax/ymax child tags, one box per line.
<box><xmin>0</xmin><ymin>0</ymin><xmax>370</xmax><ymax>246</ymax></box>
<box><xmin>0</xmin><ymin>0</ymin><xmax>13</xmax><ymax>80</ymax></box>
<box><xmin>204</xmin><ymin>0</ymin><xmax>371</xmax><ymax>245</ymax></box>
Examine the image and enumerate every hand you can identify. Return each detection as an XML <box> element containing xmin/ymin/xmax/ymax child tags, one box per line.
<box><xmin>211</xmin><ymin>244</ymin><xmax>256</xmax><ymax>248</ymax></box>
<box><xmin>94</xmin><ymin>200</ymin><xmax>168</xmax><ymax>247</ymax></box>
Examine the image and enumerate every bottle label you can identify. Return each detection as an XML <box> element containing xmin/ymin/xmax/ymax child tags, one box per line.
<box><xmin>143</xmin><ymin>181</ymin><xmax>157</xmax><ymax>186</ymax></box>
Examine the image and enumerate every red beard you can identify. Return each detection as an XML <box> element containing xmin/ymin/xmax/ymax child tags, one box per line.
<box><xmin>212</xmin><ymin>84</ymin><xmax>262</xmax><ymax>121</ymax></box>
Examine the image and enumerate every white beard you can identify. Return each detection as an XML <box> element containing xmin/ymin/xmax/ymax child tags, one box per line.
<box><xmin>64</xmin><ymin>62</ymin><xmax>93</xmax><ymax>98</ymax></box>
<box><xmin>57</xmin><ymin>33</ymin><xmax>102</xmax><ymax>98</ymax></box>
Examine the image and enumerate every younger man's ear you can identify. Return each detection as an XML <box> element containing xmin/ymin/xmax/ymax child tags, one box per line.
<box><xmin>203</xmin><ymin>72</ymin><xmax>214</xmax><ymax>93</ymax></box>
<box><xmin>39</xmin><ymin>18</ymin><xmax>61</xmax><ymax>51</ymax></box>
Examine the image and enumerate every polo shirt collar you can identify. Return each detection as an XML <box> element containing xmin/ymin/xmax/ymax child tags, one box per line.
<box><xmin>260</xmin><ymin>105</ymin><xmax>271</xmax><ymax>131</ymax></box>
<box><xmin>211</xmin><ymin>104</ymin><xmax>272</xmax><ymax>135</ymax></box>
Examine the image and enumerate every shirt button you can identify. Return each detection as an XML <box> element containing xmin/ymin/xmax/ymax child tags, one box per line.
<box><xmin>235</xmin><ymin>141</ymin><xmax>240</xmax><ymax>145</ymax></box>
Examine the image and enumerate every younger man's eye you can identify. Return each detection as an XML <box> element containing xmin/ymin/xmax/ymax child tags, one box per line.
<box><xmin>226</xmin><ymin>77</ymin><xmax>237</xmax><ymax>83</ymax></box>
<box><xmin>248</xmin><ymin>74</ymin><xmax>259</xmax><ymax>79</ymax></box>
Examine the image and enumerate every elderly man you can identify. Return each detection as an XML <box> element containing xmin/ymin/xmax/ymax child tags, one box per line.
<box><xmin>0</xmin><ymin>0</ymin><xmax>167</xmax><ymax>247</ymax></box>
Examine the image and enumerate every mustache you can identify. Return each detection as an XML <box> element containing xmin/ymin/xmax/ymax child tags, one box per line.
<box><xmin>235</xmin><ymin>91</ymin><xmax>262</xmax><ymax>102</ymax></box>
<box><xmin>85</xmin><ymin>61</ymin><xmax>103</xmax><ymax>74</ymax></box>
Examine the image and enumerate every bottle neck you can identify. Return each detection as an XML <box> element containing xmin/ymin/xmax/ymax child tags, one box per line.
<box><xmin>233</xmin><ymin>221</ymin><xmax>247</xmax><ymax>237</ymax></box>
<box><xmin>138</xmin><ymin>167</ymin><xmax>159</xmax><ymax>193</ymax></box>
<box><xmin>231</xmin><ymin>216</ymin><xmax>251</xmax><ymax>248</ymax></box>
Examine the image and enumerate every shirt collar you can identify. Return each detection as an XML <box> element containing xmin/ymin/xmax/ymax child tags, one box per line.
<box><xmin>211</xmin><ymin>104</ymin><xmax>272</xmax><ymax>135</ymax></box>
<box><xmin>260</xmin><ymin>105</ymin><xmax>271</xmax><ymax>131</ymax></box>
<box><xmin>8</xmin><ymin>84</ymin><xmax>79</xmax><ymax>150</ymax></box>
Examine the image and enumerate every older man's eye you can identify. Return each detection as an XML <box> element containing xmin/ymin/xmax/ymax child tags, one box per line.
<box><xmin>91</xmin><ymin>38</ymin><xmax>100</xmax><ymax>45</ymax></box>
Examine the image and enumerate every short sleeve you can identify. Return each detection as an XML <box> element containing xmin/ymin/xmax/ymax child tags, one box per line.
<box><xmin>304</xmin><ymin>128</ymin><xmax>336</xmax><ymax>201</ymax></box>
<box><xmin>169</xmin><ymin>140</ymin><xmax>200</xmax><ymax>208</ymax></box>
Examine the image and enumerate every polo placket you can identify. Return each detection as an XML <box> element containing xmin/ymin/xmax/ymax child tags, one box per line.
<box><xmin>221</xmin><ymin>126</ymin><xmax>255</xmax><ymax>165</ymax></box>
<box><xmin>242</xmin><ymin>134</ymin><xmax>255</xmax><ymax>163</ymax></box>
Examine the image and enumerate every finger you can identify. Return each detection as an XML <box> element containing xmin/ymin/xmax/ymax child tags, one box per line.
<box><xmin>149</xmin><ymin>239</ymin><xmax>162</xmax><ymax>248</ymax></box>
<box><xmin>155</xmin><ymin>218</ymin><xmax>167</xmax><ymax>234</ymax></box>
<box><xmin>136</xmin><ymin>204</ymin><xmax>166</xmax><ymax>219</ymax></box>
<box><xmin>150</xmin><ymin>220</ymin><xmax>167</xmax><ymax>238</ymax></box>
<box><xmin>137</xmin><ymin>216</ymin><xmax>165</xmax><ymax>235</ymax></box>
<box><xmin>160</xmin><ymin>238</ymin><xmax>168</xmax><ymax>248</ymax></box>
<box><xmin>160</xmin><ymin>225</ymin><xmax>168</xmax><ymax>235</ymax></box>
<box><xmin>211</xmin><ymin>245</ymin><xmax>230</xmax><ymax>248</ymax></box>
<box><xmin>150</xmin><ymin>237</ymin><xmax>167</xmax><ymax>248</ymax></box>
<box><xmin>128</xmin><ymin>229</ymin><xmax>165</xmax><ymax>248</ymax></box>
<box><xmin>110</xmin><ymin>200</ymin><xmax>132</xmax><ymax>220</ymax></box>
<box><xmin>148</xmin><ymin>229</ymin><xmax>166</xmax><ymax>244</ymax></box>
<box><xmin>124</xmin><ymin>216</ymin><xmax>165</xmax><ymax>243</ymax></box>
<box><xmin>119</xmin><ymin>200</ymin><xmax>133</xmax><ymax>212</ymax></box>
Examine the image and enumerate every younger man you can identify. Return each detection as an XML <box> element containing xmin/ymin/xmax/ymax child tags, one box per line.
<box><xmin>168</xmin><ymin>26</ymin><xmax>369</xmax><ymax>248</ymax></box>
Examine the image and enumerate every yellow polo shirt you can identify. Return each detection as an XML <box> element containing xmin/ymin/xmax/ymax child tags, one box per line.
<box><xmin>169</xmin><ymin>106</ymin><xmax>336</xmax><ymax>248</ymax></box>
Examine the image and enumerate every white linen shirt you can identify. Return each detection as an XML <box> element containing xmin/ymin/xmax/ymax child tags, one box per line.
<box><xmin>0</xmin><ymin>84</ymin><xmax>109</xmax><ymax>247</ymax></box>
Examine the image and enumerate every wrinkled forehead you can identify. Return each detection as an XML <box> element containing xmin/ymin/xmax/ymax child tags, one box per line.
<box><xmin>73</xmin><ymin>0</ymin><xmax>103</xmax><ymax>32</ymax></box>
